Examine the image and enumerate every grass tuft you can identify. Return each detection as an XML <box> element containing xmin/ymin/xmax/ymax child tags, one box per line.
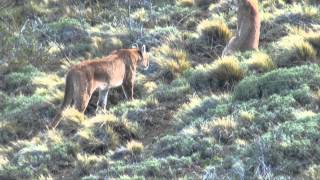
<box><xmin>197</xmin><ymin>18</ymin><xmax>232</xmax><ymax>45</ymax></box>
<box><xmin>247</xmin><ymin>52</ymin><xmax>275</xmax><ymax>73</ymax></box>
<box><xmin>126</xmin><ymin>140</ymin><xmax>144</xmax><ymax>155</ymax></box>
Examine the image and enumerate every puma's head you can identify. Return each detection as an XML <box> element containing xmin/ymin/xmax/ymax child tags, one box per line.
<box><xmin>138</xmin><ymin>44</ymin><xmax>149</xmax><ymax>70</ymax></box>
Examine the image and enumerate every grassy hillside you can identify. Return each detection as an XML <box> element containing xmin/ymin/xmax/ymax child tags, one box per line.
<box><xmin>0</xmin><ymin>0</ymin><xmax>320</xmax><ymax>179</ymax></box>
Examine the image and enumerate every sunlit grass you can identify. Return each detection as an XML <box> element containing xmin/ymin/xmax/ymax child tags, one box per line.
<box><xmin>247</xmin><ymin>52</ymin><xmax>275</xmax><ymax>73</ymax></box>
<box><xmin>197</xmin><ymin>18</ymin><xmax>232</xmax><ymax>44</ymax></box>
<box><xmin>126</xmin><ymin>140</ymin><xmax>144</xmax><ymax>155</ymax></box>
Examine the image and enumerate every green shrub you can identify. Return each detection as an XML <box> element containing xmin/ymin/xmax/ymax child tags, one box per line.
<box><xmin>152</xmin><ymin>5</ymin><xmax>194</xmax><ymax>27</ymax></box>
<box><xmin>5</xmin><ymin>65</ymin><xmax>43</xmax><ymax>90</ymax></box>
<box><xmin>0</xmin><ymin>94</ymin><xmax>48</xmax><ymax>143</ymax></box>
<box><xmin>141</xmin><ymin>26</ymin><xmax>180</xmax><ymax>46</ymax></box>
<box><xmin>243</xmin><ymin>115</ymin><xmax>320</xmax><ymax>177</ymax></box>
<box><xmin>175</xmin><ymin>95</ymin><xmax>220</xmax><ymax>128</ymax></box>
<box><xmin>48</xmin><ymin>17</ymin><xmax>88</xmax><ymax>32</ymax></box>
<box><xmin>153</xmin><ymin>135</ymin><xmax>198</xmax><ymax>157</ymax></box>
<box><xmin>155</xmin><ymin>78</ymin><xmax>191</xmax><ymax>102</ymax></box>
<box><xmin>234</xmin><ymin>65</ymin><xmax>320</xmax><ymax>100</ymax></box>
<box><xmin>1</xmin><ymin>142</ymin><xmax>78</xmax><ymax>179</ymax></box>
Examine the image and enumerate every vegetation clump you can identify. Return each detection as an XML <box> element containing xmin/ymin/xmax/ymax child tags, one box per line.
<box><xmin>197</xmin><ymin>18</ymin><xmax>232</xmax><ymax>45</ymax></box>
<box><xmin>184</xmin><ymin>56</ymin><xmax>244</xmax><ymax>91</ymax></box>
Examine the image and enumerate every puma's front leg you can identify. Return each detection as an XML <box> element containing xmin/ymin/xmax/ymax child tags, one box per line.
<box><xmin>123</xmin><ymin>81</ymin><xmax>134</xmax><ymax>100</ymax></box>
<box><xmin>121</xmin><ymin>85</ymin><xmax>129</xmax><ymax>100</ymax></box>
<box><xmin>96</xmin><ymin>88</ymin><xmax>109</xmax><ymax>113</ymax></box>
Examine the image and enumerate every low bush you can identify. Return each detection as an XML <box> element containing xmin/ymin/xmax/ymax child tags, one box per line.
<box><xmin>0</xmin><ymin>142</ymin><xmax>78</xmax><ymax>179</ymax></box>
<box><xmin>4</xmin><ymin>65</ymin><xmax>43</xmax><ymax>91</ymax></box>
<box><xmin>242</xmin><ymin>115</ymin><xmax>320</xmax><ymax>177</ymax></box>
<box><xmin>155</xmin><ymin>78</ymin><xmax>191</xmax><ymax>102</ymax></box>
<box><xmin>234</xmin><ymin>65</ymin><xmax>320</xmax><ymax>100</ymax></box>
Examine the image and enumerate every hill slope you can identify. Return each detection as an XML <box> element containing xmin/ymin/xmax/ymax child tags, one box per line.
<box><xmin>0</xmin><ymin>0</ymin><xmax>320</xmax><ymax>179</ymax></box>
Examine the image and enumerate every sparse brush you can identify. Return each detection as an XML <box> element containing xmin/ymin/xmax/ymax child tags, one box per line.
<box><xmin>247</xmin><ymin>52</ymin><xmax>275</xmax><ymax>73</ymax></box>
<box><xmin>209</xmin><ymin>116</ymin><xmax>237</xmax><ymax>143</ymax></box>
<box><xmin>126</xmin><ymin>140</ymin><xmax>144</xmax><ymax>155</ymax></box>
<box><xmin>197</xmin><ymin>18</ymin><xmax>232</xmax><ymax>45</ymax></box>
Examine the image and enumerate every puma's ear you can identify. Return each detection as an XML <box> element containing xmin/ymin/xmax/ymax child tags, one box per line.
<box><xmin>132</xmin><ymin>43</ymin><xmax>139</xmax><ymax>49</ymax></box>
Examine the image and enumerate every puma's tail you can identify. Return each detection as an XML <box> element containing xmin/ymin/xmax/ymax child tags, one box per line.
<box><xmin>49</xmin><ymin>73</ymin><xmax>74</xmax><ymax>129</ymax></box>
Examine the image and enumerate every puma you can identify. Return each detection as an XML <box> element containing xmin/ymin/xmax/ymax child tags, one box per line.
<box><xmin>222</xmin><ymin>0</ymin><xmax>260</xmax><ymax>56</ymax></box>
<box><xmin>49</xmin><ymin>45</ymin><xmax>149</xmax><ymax>129</ymax></box>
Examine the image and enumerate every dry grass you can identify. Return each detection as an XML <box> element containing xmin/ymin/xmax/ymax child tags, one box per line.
<box><xmin>306</xmin><ymin>33</ymin><xmax>320</xmax><ymax>53</ymax></box>
<box><xmin>239</xmin><ymin>111</ymin><xmax>255</xmax><ymax>122</ymax></box>
<box><xmin>213</xmin><ymin>56</ymin><xmax>245</xmax><ymax>87</ymax></box>
<box><xmin>294</xmin><ymin>41</ymin><xmax>317</xmax><ymax>63</ymax></box>
<box><xmin>59</xmin><ymin>108</ymin><xmax>85</xmax><ymax>131</ymax></box>
<box><xmin>126</xmin><ymin>140</ymin><xmax>144</xmax><ymax>155</ymax></box>
<box><xmin>247</xmin><ymin>52</ymin><xmax>275</xmax><ymax>73</ymax></box>
<box><xmin>197</xmin><ymin>18</ymin><xmax>232</xmax><ymax>44</ymax></box>
<box><xmin>158</xmin><ymin>45</ymin><xmax>192</xmax><ymax>77</ymax></box>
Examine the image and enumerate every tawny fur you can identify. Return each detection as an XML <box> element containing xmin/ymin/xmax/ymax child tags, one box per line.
<box><xmin>222</xmin><ymin>0</ymin><xmax>260</xmax><ymax>56</ymax></box>
<box><xmin>49</xmin><ymin>47</ymin><xmax>149</xmax><ymax>129</ymax></box>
